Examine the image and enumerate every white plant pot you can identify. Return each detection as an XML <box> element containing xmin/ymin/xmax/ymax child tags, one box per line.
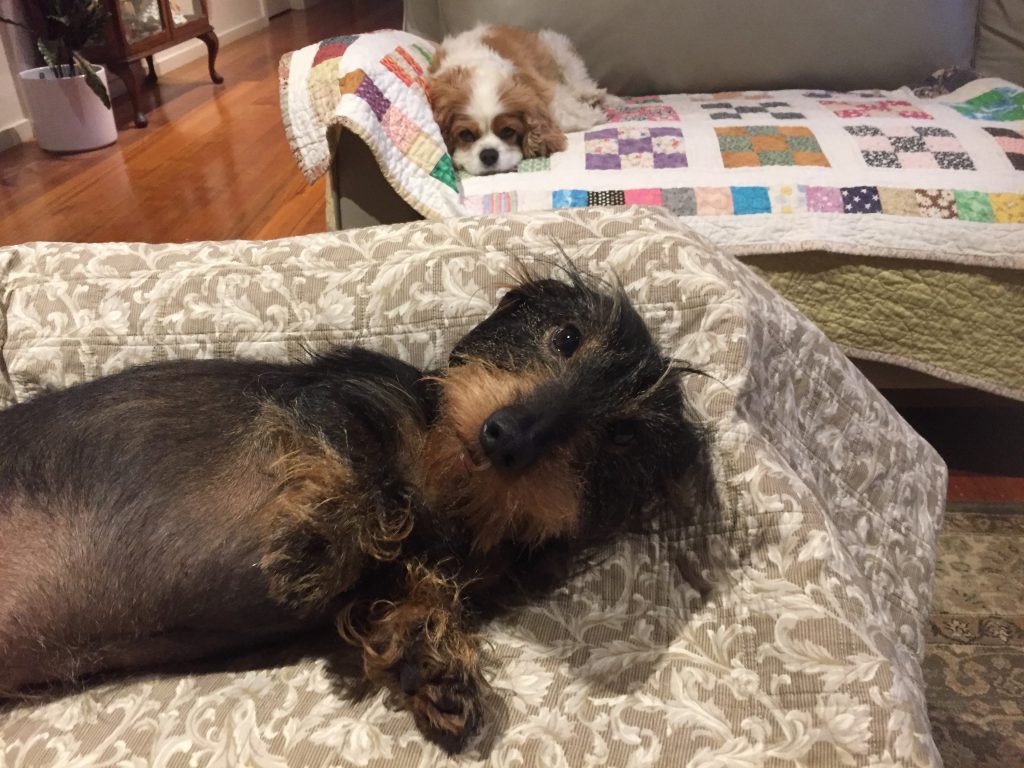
<box><xmin>19</xmin><ymin>66</ymin><xmax>117</xmax><ymax>153</ymax></box>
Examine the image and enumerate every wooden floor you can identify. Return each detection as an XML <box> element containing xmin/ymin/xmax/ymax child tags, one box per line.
<box><xmin>2</xmin><ymin>3</ymin><xmax>1021</xmax><ymax>502</ymax></box>
<box><xmin>948</xmin><ymin>473</ymin><xmax>1024</xmax><ymax>502</ymax></box>
<box><xmin>0</xmin><ymin>0</ymin><xmax>401</xmax><ymax>244</ymax></box>
<box><xmin>900</xmin><ymin>398</ymin><xmax>1024</xmax><ymax>502</ymax></box>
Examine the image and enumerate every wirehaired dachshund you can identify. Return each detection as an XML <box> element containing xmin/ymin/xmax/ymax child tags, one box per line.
<box><xmin>0</xmin><ymin>266</ymin><xmax>704</xmax><ymax>752</ymax></box>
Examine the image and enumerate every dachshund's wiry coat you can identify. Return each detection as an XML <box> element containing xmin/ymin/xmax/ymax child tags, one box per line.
<box><xmin>0</xmin><ymin>268</ymin><xmax>704</xmax><ymax>753</ymax></box>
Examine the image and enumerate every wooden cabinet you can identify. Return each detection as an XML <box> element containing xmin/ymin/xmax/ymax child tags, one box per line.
<box><xmin>84</xmin><ymin>0</ymin><xmax>223</xmax><ymax>127</ymax></box>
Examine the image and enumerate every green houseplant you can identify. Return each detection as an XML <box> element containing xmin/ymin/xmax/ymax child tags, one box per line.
<box><xmin>2</xmin><ymin>0</ymin><xmax>117</xmax><ymax>152</ymax></box>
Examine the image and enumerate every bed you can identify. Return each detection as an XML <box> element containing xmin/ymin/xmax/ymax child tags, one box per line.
<box><xmin>0</xmin><ymin>207</ymin><xmax>947</xmax><ymax>765</ymax></box>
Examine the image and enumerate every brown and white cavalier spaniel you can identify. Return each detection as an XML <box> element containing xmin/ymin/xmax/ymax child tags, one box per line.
<box><xmin>427</xmin><ymin>24</ymin><xmax>618</xmax><ymax>175</ymax></box>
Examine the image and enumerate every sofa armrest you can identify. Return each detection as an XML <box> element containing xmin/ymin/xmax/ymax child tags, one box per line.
<box><xmin>279</xmin><ymin>31</ymin><xmax>460</xmax><ymax>231</ymax></box>
<box><xmin>327</xmin><ymin>127</ymin><xmax>422</xmax><ymax>231</ymax></box>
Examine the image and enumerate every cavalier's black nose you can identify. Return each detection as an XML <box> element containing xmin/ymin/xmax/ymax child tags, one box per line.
<box><xmin>479</xmin><ymin>148</ymin><xmax>499</xmax><ymax>167</ymax></box>
<box><xmin>480</xmin><ymin>406</ymin><xmax>541</xmax><ymax>472</ymax></box>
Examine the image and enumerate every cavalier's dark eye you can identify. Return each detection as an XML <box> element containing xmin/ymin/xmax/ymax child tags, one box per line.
<box><xmin>498</xmin><ymin>125</ymin><xmax>516</xmax><ymax>140</ymax></box>
<box><xmin>550</xmin><ymin>324</ymin><xmax>582</xmax><ymax>357</ymax></box>
<box><xmin>458</xmin><ymin>129</ymin><xmax>476</xmax><ymax>143</ymax></box>
<box><xmin>608</xmin><ymin>421</ymin><xmax>638</xmax><ymax>447</ymax></box>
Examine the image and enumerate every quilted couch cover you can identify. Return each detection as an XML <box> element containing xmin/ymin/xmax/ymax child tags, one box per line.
<box><xmin>0</xmin><ymin>207</ymin><xmax>946</xmax><ymax>766</ymax></box>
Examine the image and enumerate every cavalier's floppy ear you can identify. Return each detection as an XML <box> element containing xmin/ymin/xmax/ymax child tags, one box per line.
<box><xmin>503</xmin><ymin>73</ymin><xmax>566</xmax><ymax>158</ymax></box>
<box><xmin>523</xmin><ymin>108</ymin><xmax>567</xmax><ymax>158</ymax></box>
<box><xmin>426</xmin><ymin>66</ymin><xmax>470</xmax><ymax>151</ymax></box>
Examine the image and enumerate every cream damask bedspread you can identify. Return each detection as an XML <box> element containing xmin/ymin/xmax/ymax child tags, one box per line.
<box><xmin>0</xmin><ymin>207</ymin><xmax>946</xmax><ymax>767</ymax></box>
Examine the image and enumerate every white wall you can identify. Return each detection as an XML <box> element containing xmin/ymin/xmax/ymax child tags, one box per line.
<box><xmin>0</xmin><ymin>34</ymin><xmax>31</xmax><ymax>152</ymax></box>
<box><xmin>0</xmin><ymin>1</ymin><xmax>32</xmax><ymax>152</ymax></box>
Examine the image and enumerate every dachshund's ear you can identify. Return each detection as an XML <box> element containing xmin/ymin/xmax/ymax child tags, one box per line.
<box><xmin>502</xmin><ymin>73</ymin><xmax>566</xmax><ymax>158</ymax></box>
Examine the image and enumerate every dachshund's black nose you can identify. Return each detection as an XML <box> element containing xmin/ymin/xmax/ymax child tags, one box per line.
<box><xmin>479</xmin><ymin>148</ymin><xmax>499</xmax><ymax>167</ymax></box>
<box><xmin>480</xmin><ymin>406</ymin><xmax>540</xmax><ymax>472</ymax></box>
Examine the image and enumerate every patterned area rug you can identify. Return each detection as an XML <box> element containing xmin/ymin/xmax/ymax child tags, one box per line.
<box><xmin>925</xmin><ymin>501</ymin><xmax>1024</xmax><ymax>765</ymax></box>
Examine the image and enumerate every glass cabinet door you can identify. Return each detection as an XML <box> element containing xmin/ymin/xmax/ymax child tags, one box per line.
<box><xmin>168</xmin><ymin>0</ymin><xmax>207</xmax><ymax>27</ymax></box>
<box><xmin>119</xmin><ymin>0</ymin><xmax>168</xmax><ymax>45</ymax></box>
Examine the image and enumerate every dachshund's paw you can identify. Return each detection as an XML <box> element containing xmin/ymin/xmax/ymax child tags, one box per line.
<box><xmin>400</xmin><ymin>660</ymin><xmax>482</xmax><ymax>754</ymax></box>
<box><xmin>359</xmin><ymin>562</ymin><xmax>484</xmax><ymax>752</ymax></box>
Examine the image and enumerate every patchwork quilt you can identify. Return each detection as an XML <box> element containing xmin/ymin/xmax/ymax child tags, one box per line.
<box><xmin>280</xmin><ymin>31</ymin><xmax>1024</xmax><ymax>269</ymax></box>
<box><xmin>279</xmin><ymin>30</ymin><xmax>462</xmax><ymax>218</ymax></box>
<box><xmin>461</xmin><ymin>82</ymin><xmax>1024</xmax><ymax>267</ymax></box>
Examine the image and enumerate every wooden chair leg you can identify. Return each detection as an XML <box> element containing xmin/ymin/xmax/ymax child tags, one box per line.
<box><xmin>199</xmin><ymin>31</ymin><xmax>225</xmax><ymax>84</ymax></box>
<box><xmin>107</xmin><ymin>60</ymin><xmax>148</xmax><ymax>128</ymax></box>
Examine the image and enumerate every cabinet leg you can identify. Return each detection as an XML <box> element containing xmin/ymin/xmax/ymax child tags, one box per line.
<box><xmin>107</xmin><ymin>60</ymin><xmax>148</xmax><ymax>128</ymax></box>
<box><xmin>199</xmin><ymin>31</ymin><xmax>224</xmax><ymax>84</ymax></box>
<box><xmin>145</xmin><ymin>55</ymin><xmax>158</xmax><ymax>84</ymax></box>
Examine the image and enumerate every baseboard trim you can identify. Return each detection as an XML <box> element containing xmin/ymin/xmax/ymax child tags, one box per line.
<box><xmin>0</xmin><ymin>118</ymin><xmax>33</xmax><ymax>152</ymax></box>
<box><xmin>153</xmin><ymin>16</ymin><xmax>270</xmax><ymax>76</ymax></box>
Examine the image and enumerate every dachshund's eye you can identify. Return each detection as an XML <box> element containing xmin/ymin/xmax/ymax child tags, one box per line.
<box><xmin>498</xmin><ymin>126</ymin><xmax>517</xmax><ymax>140</ymax></box>
<box><xmin>458</xmin><ymin>129</ymin><xmax>476</xmax><ymax>143</ymax></box>
<box><xmin>607</xmin><ymin>421</ymin><xmax>638</xmax><ymax>447</ymax></box>
<box><xmin>550</xmin><ymin>324</ymin><xmax>581</xmax><ymax>357</ymax></box>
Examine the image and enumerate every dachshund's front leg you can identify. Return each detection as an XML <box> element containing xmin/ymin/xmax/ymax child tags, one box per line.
<box><xmin>258</xmin><ymin>423</ymin><xmax>413</xmax><ymax>615</ymax></box>
<box><xmin>356</xmin><ymin>561</ymin><xmax>484</xmax><ymax>754</ymax></box>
